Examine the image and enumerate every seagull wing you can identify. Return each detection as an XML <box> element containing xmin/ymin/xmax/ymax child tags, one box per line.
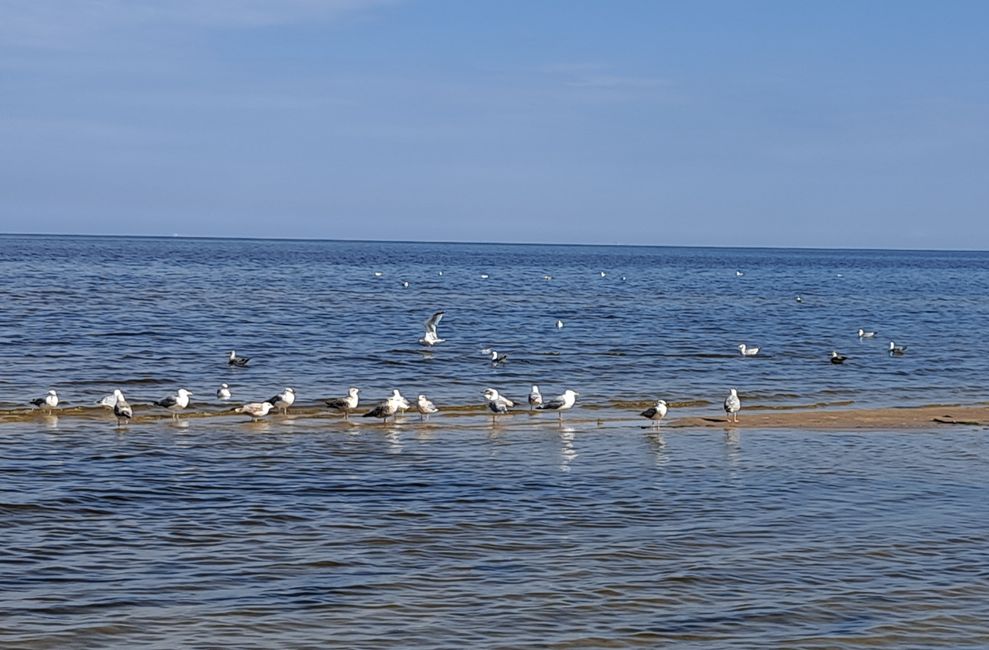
<box><xmin>538</xmin><ymin>397</ymin><xmax>566</xmax><ymax>410</ymax></box>
<box><xmin>424</xmin><ymin>310</ymin><xmax>445</xmax><ymax>334</ymax></box>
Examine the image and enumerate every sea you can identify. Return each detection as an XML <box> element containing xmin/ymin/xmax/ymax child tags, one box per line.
<box><xmin>1</xmin><ymin>235</ymin><xmax>988</xmax><ymax>648</ymax></box>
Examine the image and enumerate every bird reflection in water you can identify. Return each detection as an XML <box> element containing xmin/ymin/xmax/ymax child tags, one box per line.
<box><xmin>559</xmin><ymin>427</ymin><xmax>577</xmax><ymax>472</ymax></box>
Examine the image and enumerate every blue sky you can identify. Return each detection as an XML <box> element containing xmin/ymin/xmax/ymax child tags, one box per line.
<box><xmin>2</xmin><ymin>0</ymin><xmax>988</xmax><ymax>248</ymax></box>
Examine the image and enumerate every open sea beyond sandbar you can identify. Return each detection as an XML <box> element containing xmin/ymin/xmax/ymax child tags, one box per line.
<box><xmin>1</xmin><ymin>234</ymin><xmax>988</xmax><ymax>648</ymax></box>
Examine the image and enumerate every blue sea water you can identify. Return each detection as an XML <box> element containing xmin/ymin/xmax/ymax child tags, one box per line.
<box><xmin>1</xmin><ymin>235</ymin><xmax>988</xmax><ymax>648</ymax></box>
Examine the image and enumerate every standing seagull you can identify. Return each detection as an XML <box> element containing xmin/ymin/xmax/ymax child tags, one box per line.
<box><xmin>267</xmin><ymin>387</ymin><xmax>296</xmax><ymax>415</ymax></box>
<box><xmin>113</xmin><ymin>389</ymin><xmax>133</xmax><ymax>426</ymax></box>
<box><xmin>228</xmin><ymin>350</ymin><xmax>250</xmax><ymax>367</ymax></box>
<box><xmin>738</xmin><ymin>344</ymin><xmax>760</xmax><ymax>357</ymax></box>
<box><xmin>536</xmin><ymin>389</ymin><xmax>579</xmax><ymax>423</ymax></box>
<box><xmin>724</xmin><ymin>388</ymin><xmax>741</xmax><ymax>423</ymax></box>
<box><xmin>640</xmin><ymin>399</ymin><xmax>668</xmax><ymax>429</ymax></box>
<box><xmin>483</xmin><ymin>388</ymin><xmax>515</xmax><ymax>424</ymax></box>
<box><xmin>325</xmin><ymin>387</ymin><xmax>360</xmax><ymax>421</ymax></box>
<box><xmin>889</xmin><ymin>341</ymin><xmax>907</xmax><ymax>356</ymax></box>
<box><xmin>416</xmin><ymin>394</ymin><xmax>439</xmax><ymax>422</ymax></box>
<box><xmin>236</xmin><ymin>401</ymin><xmax>274</xmax><ymax>421</ymax></box>
<box><xmin>419</xmin><ymin>310</ymin><xmax>446</xmax><ymax>346</ymax></box>
<box><xmin>858</xmin><ymin>328</ymin><xmax>876</xmax><ymax>339</ymax></box>
<box><xmin>31</xmin><ymin>389</ymin><xmax>59</xmax><ymax>413</ymax></box>
<box><xmin>363</xmin><ymin>391</ymin><xmax>404</xmax><ymax>424</ymax></box>
<box><xmin>528</xmin><ymin>385</ymin><xmax>543</xmax><ymax>411</ymax></box>
<box><xmin>830</xmin><ymin>351</ymin><xmax>847</xmax><ymax>364</ymax></box>
<box><xmin>154</xmin><ymin>388</ymin><xmax>192</xmax><ymax>420</ymax></box>
<box><xmin>216</xmin><ymin>383</ymin><xmax>232</xmax><ymax>400</ymax></box>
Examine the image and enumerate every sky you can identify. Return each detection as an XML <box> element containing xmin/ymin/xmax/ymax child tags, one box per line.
<box><xmin>2</xmin><ymin>0</ymin><xmax>989</xmax><ymax>249</ymax></box>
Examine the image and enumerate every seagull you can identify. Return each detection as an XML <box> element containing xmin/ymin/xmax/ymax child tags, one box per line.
<box><xmin>858</xmin><ymin>328</ymin><xmax>877</xmax><ymax>338</ymax></box>
<box><xmin>416</xmin><ymin>394</ymin><xmax>439</xmax><ymax>422</ymax></box>
<box><xmin>480</xmin><ymin>273</ymin><xmax>489</xmax><ymax>279</ymax></box>
<box><xmin>267</xmin><ymin>387</ymin><xmax>296</xmax><ymax>414</ymax></box>
<box><xmin>599</xmin><ymin>271</ymin><xmax>607</xmax><ymax>277</ymax></box>
<box><xmin>556</xmin><ymin>319</ymin><xmax>564</xmax><ymax>329</ymax></box>
<box><xmin>889</xmin><ymin>341</ymin><xmax>907</xmax><ymax>356</ymax></box>
<box><xmin>31</xmin><ymin>389</ymin><xmax>59</xmax><ymax>413</ymax></box>
<box><xmin>640</xmin><ymin>399</ymin><xmax>668</xmax><ymax>429</ymax></box>
<box><xmin>795</xmin><ymin>295</ymin><xmax>804</xmax><ymax>303</ymax></box>
<box><xmin>830</xmin><ymin>351</ymin><xmax>847</xmax><ymax>364</ymax></box>
<box><xmin>236</xmin><ymin>401</ymin><xmax>274</xmax><ymax>421</ymax></box>
<box><xmin>735</xmin><ymin>270</ymin><xmax>744</xmax><ymax>277</ymax></box>
<box><xmin>228</xmin><ymin>350</ymin><xmax>250</xmax><ymax>367</ymax></box>
<box><xmin>325</xmin><ymin>387</ymin><xmax>360</xmax><ymax>420</ymax></box>
<box><xmin>528</xmin><ymin>385</ymin><xmax>543</xmax><ymax>410</ymax></box>
<box><xmin>373</xmin><ymin>271</ymin><xmax>383</xmax><ymax>277</ymax></box>
<box><xmin>113</xmin><ymin>389</ymin><xmax>133</xmax><ymax>426</ymax></box>
<box><xmin>543</xmin><ymin>274</ymin><xmax>553</xmax><ymax>281</ymax></box>
<box><xmin>154</xmin><ymin>388</ymin><xmax>192</xmax><ymax>420</ymax></box>
<box><xmin>419</xmin><ymin>310</ymin><xmax>446</xmax><ymax>346</ymax></box>
<box><xmin>483</xmin><ymin>388</ymin><xmax>515</xmax><ymax>424</ymax></box>
<box><xmin>738</xmin><ymin>344</ymin><xmax>760</xmax><ymax>357</ymax></box>
<box><xmin>363</xmin><ymin>391</ymin><xmax>404</xmax><ymax>423</ymax></box>
<box><xmin>724</xmin><ymin>388</ymin><xmax>741</xmax><ymax>423</ymax></box>
<box><xmin>216</xmin><ymin>383</ymin><xmax>232</xmax><ymax>400</ymax></box>
<box><xmin>489</xmin><ymin>350</ymin><xmax>508</xmax><ymax>365</ymax></box>
<box><xmin>97</xmin><ymin>392</ymin><xmax>118</xmax><ymax>408</ymax></box>
<box><xmin>401</xmin><ymin>280</ymin><xmax>410</xmax><ymax>288</ymax></box>
<box><xmin>536</xmin><ymin>389</ymin><xmax>579</xmax><ymax>422</ymax></box>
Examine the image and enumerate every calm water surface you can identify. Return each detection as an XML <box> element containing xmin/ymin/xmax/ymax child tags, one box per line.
<box><xmin>2</xmin><ymin>236</ymin><xmax>988</xmax><ymax>647</ymax></box>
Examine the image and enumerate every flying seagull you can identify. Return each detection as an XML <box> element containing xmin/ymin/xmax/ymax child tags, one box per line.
<box><xmin>419</xmin><ymin>310</ymin><xmax>446</xmax><ymax>346</ymax></box>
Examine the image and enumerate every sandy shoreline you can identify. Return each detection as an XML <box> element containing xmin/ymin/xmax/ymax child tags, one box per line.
<box><xmin>2</xmin><ymin>402</ymin><xmax>988</xmax><ymax>429</ymax></box>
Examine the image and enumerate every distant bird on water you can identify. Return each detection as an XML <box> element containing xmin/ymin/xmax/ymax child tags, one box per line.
<box><xmin>640</xmin><ymin>399</ymin><xmax>668</xmax><ymax>428</ymax></box>
<box><xmin>236</xmin><ymin>401</ymin><xmax>274</xmax><ymax>421</ymax></box>
<box><xmin>795</xmin><ymin>295</ymin><xmax>804</xmax><ymax>303</ymax></box>
<box><xmin>113</xmin><ymin>389</ymin><xmax>133</xmax><ymax>426</ymax></box>
<box><xmin>889</xmin><ymin>341</ymin><xmax>907</xmax><ymax>356</ymax></box>
<box><xmin>228</xmin><ymin>350</ymin><xmax>250</xmax><ymax>367</ymax></box>
<box><xmin>830</xmin><ymin>351</ymin><xmax>847</xmax><ymax>364</ymax></box>
<box><xmin>31</xmin><ymin>389</ymin><xmax>59</xmax><ymax>413</ymax></box>
<box><xmin>858</xmin><ymin>328</ymin><xmax>876</xmax><ymax>339</ymax></box>
<box><xmin>735</xmin><ymin>270</ymin><xmax>744</xmax><ymax>277</ymax></box>
<box><xmin>528</xmin><ymin>385</ymin><xmax>543</xmax><ymax>410</ymax></box>
<box><xmin>267</xmin><ymin>387</ymin><xmax>296</xmax><ymax>414</ymax></box>
<box><xmin>536</xmin><ymin>389</ymin><xmax>579</xmax><ymax>422</ymax></box>
<box><xmin>724</xmin><ymin>388</ymin><xmax>741</xmax><ymax>423</ymax></box>
<box><xmin>556</xmin><ymin>319</ymin><xmax>564</xmax><ymax>329</ymax></box>
<box><xmin>419</xmin><ymin>310</ymin><xmax>446</xmax><ymax>346</ymax></box>
<box><xmin>738</xmin><ymin>344</ymin><xmax>760</xmax><ymax>357</ymax></box>
<box><xmin>216</xmin><ymin>383</ymin><xmax>232</xmax><ymax>400</ymax></box>
<box><xmin>483</xmin><ymin>388</ymin><xmax>515</xmax><ymax>424</ymax></box>
<box><xmin>416</xmin><ymin>394</ymin><xmax>439</xmax><ymax>422</ymax></box>
<box><xmin>489</xmin><ymin>350</ymin><xmax>508</xmax><ymax>366</ymax></box>
<box><xmin>325</xmin><ymin>387</ymin><xmax>360</xmax><ymax>420</ymax></box>
<box><xmin>154</xmin><ymin>388</ymin><xmax>192</xmax><ymax>420</ymax></box>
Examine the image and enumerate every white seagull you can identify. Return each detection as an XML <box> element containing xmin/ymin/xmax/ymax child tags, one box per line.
<box><xmin>267</xmin><ymin>387</ymin><xmax>296</xmax><ymax>414</ymax></box>
<box><xmin>889</xmin><ymin>341</ymin><xmax>907</xmax><ymax>356</ymax></box>
<box><xmin>419</xmin><ymin>310</ymin><xmax>446</xmax><ymax>346</ymax></box>
<box><xmin>735</xmin><ymin>270</ymin><xmax>744</xmax><ymax>277</ymax></box>
<box><xmin>858</xmin><ymin>328</ymin><xmax>877</xmax><ymax>338</ymax></box>
<box><xmin>236</xmin><ymin>401</ymin><xmax>275</xmax><ymax>421</ymax></box>
<box><xmin>724</xmin><ymin>388</ymin><xmax>741</xmax><ymax>423</ymax></box>
<box><xmin>556</xmin><ymin>319</ymin><xmax>564</xmax><ymax>329</ymax></box>
<box><xmin>528</xmin><ymin>385</ymin><xmax>543</xmax><ymax>410</ymax></box>
<box><xmin>113</xmin><ymin>389</ymin><xmax>133</xmax><ymax>426</ymax></box>
<box><xmin>416</xmin><ymin>394</ymin><xmax>439</xmax><ymax>422</ymax></box>
<box><xmin>536</xmin><ymin>389</ymin><xmax>579</xmax><ymax>422</ymax></box>
<box><xmin>154</xmin><ymin>388</ymin><xmax>192</xmax><ymax>420</ymax></box>
<box><xmin>31</xmin><ymin>389</ymin><xmax>59</xmax><ymax>413</ymax></box>
<box><xmin>738</xmin><ymin>344</ymin><xmax>760</xmax><ymax>357</ymax></box>
<box><xmin>483</xmin><ymin>388</ymin><xmax>515</xmax><ymax>424</ymax></box>
<box><xmin>640</xmin><ymin>399</ymin><xmax>668</xmax><ymax>429</ymax></box>
<box><xmin>228</xmin><ymin>350</ymin><xmax>250</xmax><ymax>367</ymax></box>
<box><xmin>325</xmin><ymin>387</ymin><xmax>360</xmax><ymax>420</ymax></box>
<box><xmin>216</xmin><ymin>383</ymin><xmax>232</xmax><ymax>400</ymax></box>
<box><xmin>97</xmin><ymin>392</ymin><xmax>118</xmax><ymax>408</ymax></box>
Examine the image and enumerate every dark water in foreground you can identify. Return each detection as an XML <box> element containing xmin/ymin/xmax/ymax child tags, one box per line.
<box><xmin>2</xmin><ymin>236</ymin><xmax>989</xmax><ymax>647</ymax></box>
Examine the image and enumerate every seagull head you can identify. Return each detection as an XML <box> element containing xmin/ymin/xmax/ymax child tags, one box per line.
<box><xmin>889</xmin><ymin>341</ymin><xmax>895</xmax><ymax>349</ymax></box>
<box><xmin>490</xmin><ymin>350</ymin><xmax>498</xmax><ymax>360</ymax></box>
<box><xmin>483</xmin><ymin>388</ymin><xmax>499</xmax><ymax>400</ymax></box>
<box><xmin>564</xmin><ymin>390</ymin><xmax>579</xmax><ymax>398</ymax></box>
<box><xmin>729</xmin><ymin>387</ymin><xmax>738</xmax><ymax>395</ymax></box>
<box><xmin>48</xmin><ymin>389</ymin><xmax>57</xmax><ymax>396</ymax></box>
<box><xmin>348</xmin><ymin>387</ymin><xmax>360</xmax><ymax>396</ymax></box>
<box><xmin>657</xmin><ymin>399</ymin><xmax>667</xmax><ymax>406</ymax></box>
<box><xmin>285</xmin><ymin>387</ymin><xmax>295</xmax><ymax>394</ymax></box>
<box><xmin>113</xmin><ymin>389</ymin><xmax>125</xmax><ymax>399</ymax></box>
<box><xmin>530</xmin><ymin>385</ymin><xmax>540</xmax><ymax>393</ymax></box>
<box><xmin>858</xmin><ymin>329</ymin><xmax>864</xmax><ymax>336</ymax></box>
<box><xmin>738</xmin><ymin>344</ymin><xmax>746</xmax><ymax>351</ymax></box>
<box><xmin>178</xmin><ymin>388</ymin><xmax>192</xmax><ymax>397</ymax></box>
<box><xmin>220</xmin><ymin>383</ymin><xmax>228</xmax><ymax>389</ymax></box>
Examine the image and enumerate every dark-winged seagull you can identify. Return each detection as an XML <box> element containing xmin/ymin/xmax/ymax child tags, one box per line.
<box><xmin>228</xmin><ymin>350</ymin><xmax>250</xmax><ymax>367</ymax></box>
<box><xmin>113</xmin><ymin>389</ymin><xmax>133</xmax><ymax>426</ymax></box>
<box><xmin>640</xmin><ymin>399</ymin><xmax>668</xmax><ymax>429</ymax></box>
<box><xmin>416</xmin><ymin>394</ymin><xmax>438</xmax><ymax>422</ymax></box>
<box><xmin>236</xmin><ymin>401</ymin><xmax>274</xmax><ymax>421</ymax></box>
<box><xmin>363</xmin><ymin>391</ymin><xmax>404</xmax><ymax>424</ymax></box>
<box><xmin>483</xmin><ymin>388</ymin><xmax>515</xmax><ymax>424</ymax></box>
<box><xmin>889</xmin><ymin>341</ymin><xmax>907</xmax><ymax>356</ymax></box>
<box><xmin>724</xmin><ymin>388</ymin><xmax>741</xmax><ymax>423</ymax></box>
<box><xmin>536</xmin><ymin>389</ymin><xmax>579</xmax><ymax>423</ymax></box>
<box><xmin>216</xmin><ymin>383</ymin><xmax>232</xmax><ymax>400</ymax></box>
<box><xmin>155</xmin><ymin>388</ymin><xmax>192</xmax><ymax>420</ymax></box>
<box><xmin>31</xmin><ymin>389</ymin><xmax>59</xmax><ymax>413</ymax></box>
<box><xmin>419</xmin><ymin>310</ymin><xmax>446</xmax><ymax>346</ymax></box>
<box><xmin>830</xmin><ymin>351</ymin><xmax>847</xmax><ymax>364</ymax></box>
<box><xmin>267</xmin><ymin>387</ymin><xmax>296</xmax><ymax>415</ymax></box>
<box><xmin>489</xmin><ymin>350</ymin><xmax>508</xmax><ymax>366</ymax></box>
<box><xmin>325</xmin><ymin>387</ymin><xmax>360</xmax><ymax>421</ymax></box>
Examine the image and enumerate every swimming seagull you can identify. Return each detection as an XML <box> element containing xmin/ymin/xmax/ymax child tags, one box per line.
<box><xmin>735</xmin><ymin>270</ymin><xmax>744</xmax><ymax>277</ymax></box>
<box><xmin>528</xmin><ymin>385</ymin><xmax>543</xmax><ymax>410</ymax></box>
<box><xmin>556</xmin><ymin>319</ymin><xmax>564</xmax><ymax>329</ymax></box>
<box><xmin>795</xmin><ymin>295</ymin><xmax>804</xmax><ymax>303</ymax></box>
<box><xmin>724</xmin><ymin>388</ymin><xmax>741</xmax><ymax>423</ymax></box>
<box><xmin>416</xmin><ymin>394</ymin><xmax>439</xmax><ymax>422</ymax></box>
<box><xmin>154</xmin><ymin>388</ymin><xmax>192</xmax><ymax>420</ymax></box>
<box><xmin>480</xmin><ymin>273</ymin><xmax>489</xmax><ymax>279</ymax></box>
<box><xmin>113</xmin><ymin>389</ymin><xmax>133</xmax><ymax>426</ymax></box>
<box><xmin>738</xmin><ymin>344</ymin><xmax>760</xmax><ymax>357</ymax></box>
<box><xmin>401</xmin><ymin>280</ymin><xmax>410</xmax><ymax>288</ymax></box>
<box><xmin>830</xmin><ymin>351</ymin><xmax>847</xmax><ymax>364</ymax></box>
<box><xmin>31</xmin><ymin>389</ymin><xmax>59</xmax><ymax>413</ymax></box>
<box><xmin>228</xmin><ymin>350</ymin><xmax>250</xmax><ymax>367</ymax></box>
<box><xmin>373</xmin><ymin>271</ymin><xmax>383</xmax><ymax>277</ymax></box>
<box><xmin>858</xmin><ymin>328</ymin><xmax>877</xmax><ymax>338</ymax></box>
<box><xmin>489</xmin><ymin>350</ymin><xmax>508</xmax><ymax>365</ymax></box>
<box><xmin>363</xmin><ymin>391</ymin><xmax>404</xmax><ymax>424</ymax></box>
<box><xmin>236</xmin><ymin>401</ymin><xmax>274</xmax><ymax>421</ymax></box>
<box><xmin>889</xmin><ymin>341</ymin><xmax>907</xmax><ymax>356</ymax></box>
<box><xmin>267</xmin><ymin>387</ymin><xmax>296</xmax><ymax>414</ymax></box>
<box><xmin>536</xmin><ymin>389</ymin><xmax>579</xmax><ymax>423</ymax></box>
<box><xmin>325</xmin><ymin>387</ymin><xmax>360</xmax><ymax>420</ymax></box>
<box><xmin>419</xmin><ymin>310</ymin><xmax>446</xmax><ymax>346</ymax></box>
<box><xmin>216</xmin><ymin>383</ymin><xmax>232</xmax><ymax>400</ymax></box>
<box><xmin>543</xmin><ymin>274</ymin><xmax>553</xmax><ymax>281</ymax></box>
<box><xmin>640</xmin><ymin>399</ymin><xmax>668</xmax><ymax>429</ymax></box>
<box><xmin>600</xmin><ymin>271</ymin><xmax>607</xmax><ymax>277</ymax></box>
<box><xmin>483</xmin><ymin>388</ymin><xmax>515</xmax><ymax>424</ymax></box>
